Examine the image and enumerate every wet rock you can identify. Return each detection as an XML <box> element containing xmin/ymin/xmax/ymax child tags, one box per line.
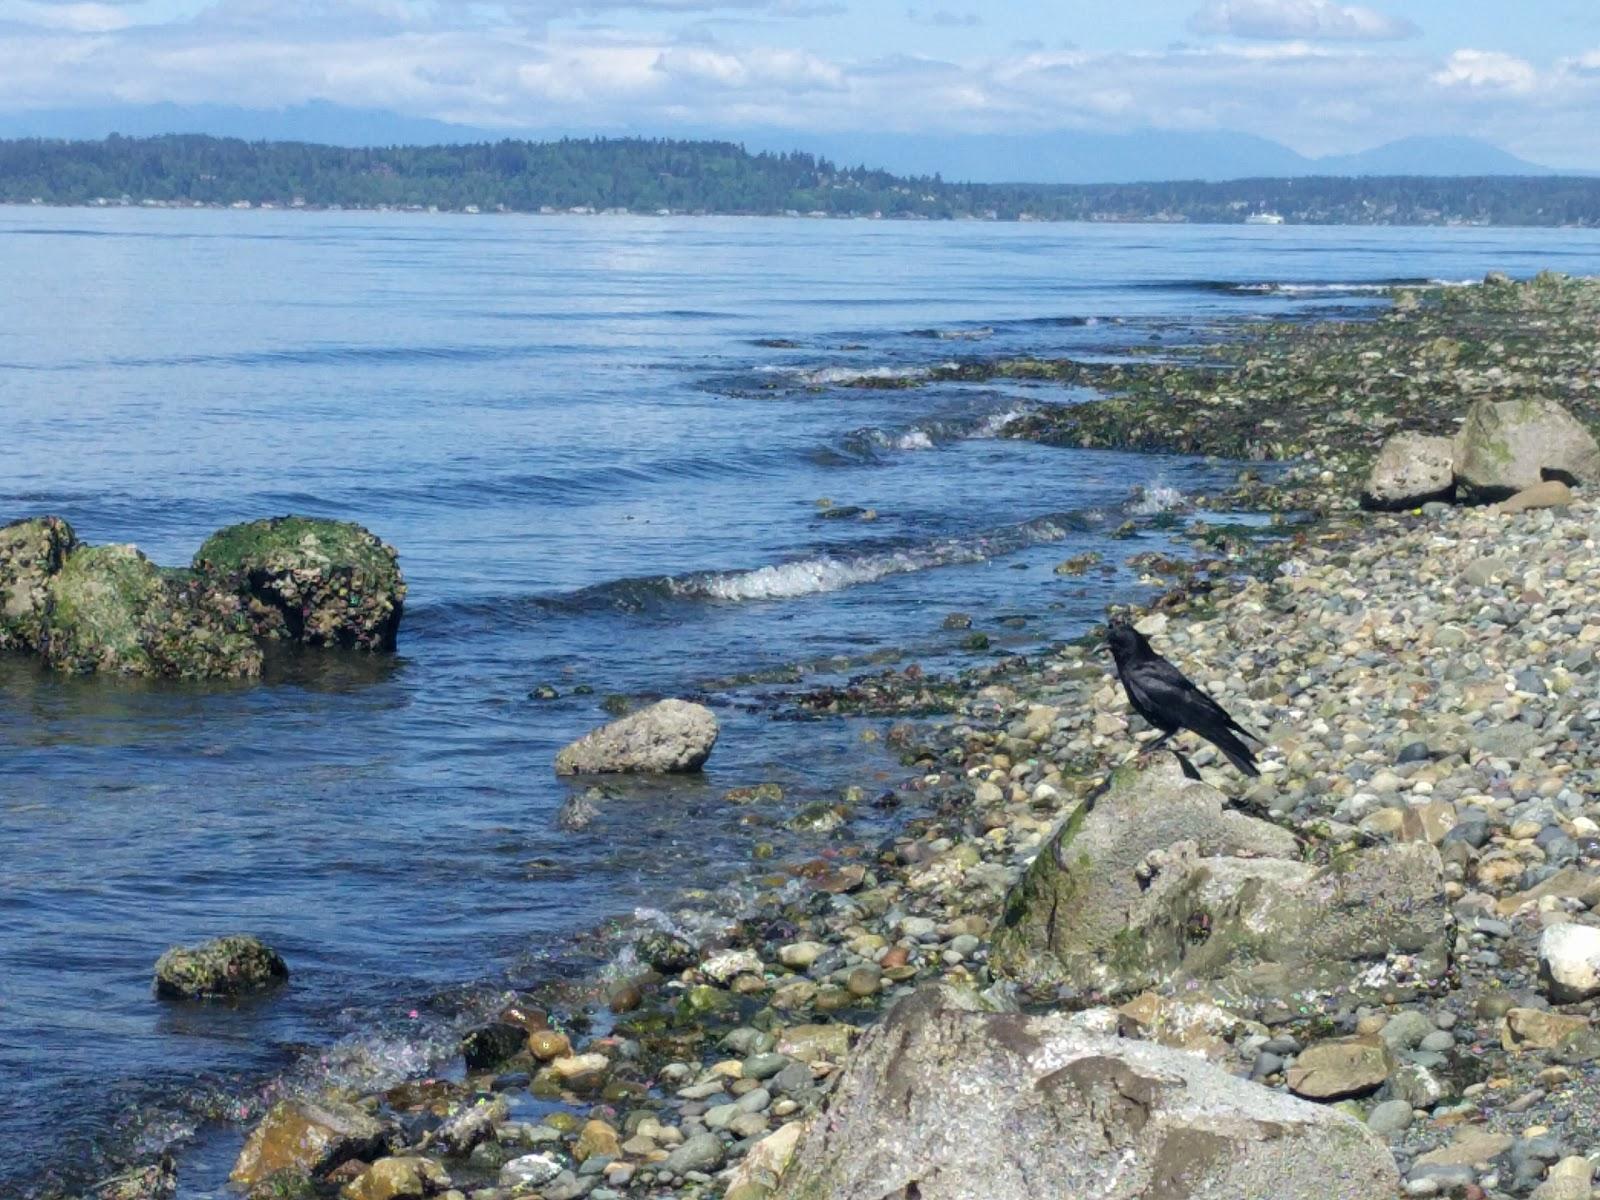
<box><xmin>43</xmin><ymin>544</ymin><xmax>263</xmax><ymax>678</ymax></box>
<box><xmin>635</xmin><ymin>931</ymin><xmax>697</xmax><ymax>974</ymax></box>
<box><xmin>231</xmin><ymin>1099</ymin><xmax>393</xmax><ymax>1187</ymax></box>
<box><xmin>1537</xmin><ymin>924</ymin><xmax>1600</xmax><ymax>1002</ymax></box>
<box><xmin>499</xmin><ymin>1153</ymin><xmax>562</xmax><ymax>1188</ymax></box>
<box><xmin>724</xmin><ymin>1121</ymin><xmax>805</xmax><ymax>1195</ymax></box>
<box><xmin>774</xmin><ymin>984</ymin><xmax>1399</xmax><ymax>1200</ymax></box>
<box><xmin>435</xmin><ymin>1095</ymin><xmax>509</xmax><ymax>1154</ymax></box>
<box><xmin>776</xmin><ymin>1023</ymin><xmax>855</xmax><ymax>1062</ymax></box>
<box><xmin>554</xmin><ymin>699</ymin><xmax>719</xmax><ymax>775</ymax></box>
<box><xmin>1453</xmin><ymin>398</ymin><xmax>1600</xmax><ymax>502</ymax></box>
<box><xmin>556</xmin><ymin>788</ymin><xmax>603</xmax><ymax>831</ymax></box>
<box><xmin>0</xmin><ymin>515</ymin><xmax>76</xmax><ymax>651</ymax></box>
<box><xmin>1286</xmin><ymin>1035</ymin><xmax>1395</xmax><ymax>1100</ymax></box>
<box><xmin>193</xmin><ymin>515</ymin><xmax>406</xmax><ymax>651</ymax></box>
<box><xmin>662</xmin><ymin>1132</ymin><xmax>726</xmax><ymax>1175</ymax></box>
<box><xmin>460</xmin><ymin>1022</ymin><xmax>528</xmax><ymax>1070</ymax></box>
<box><xmin>154</xmin><ymin>934</ymin><xmax>288</xmax><ymax>1000</ymax></box>
<box><xmin>85</xmin><ymin>1156</ymin><xmax>176</xmax><ymax>1200</ymax></box>
<box><xmin>340</xmin><ymin>1156</ymin><xmax>451</xmax><ymax>1200</ymax></box>
<box><xmin>1361</xmin><ymin>433</ymin><xmax>1455</xmax><ymax>511</ymax></box>
<box><xmin>990</xmin><ymin>761</ymin><xmax>1452</xmax><ymax>1012</ymax></box>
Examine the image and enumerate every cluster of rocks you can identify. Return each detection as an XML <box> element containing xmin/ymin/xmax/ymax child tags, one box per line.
<box><xmin>1363</xmin><ymin>397</ymin><xmax>1599</xmax><ymax>511</ymax></box>
<box><xmin>0</xmin><ymin>514</ymin><xmax>405</xmax><ymax>679</ymax></box>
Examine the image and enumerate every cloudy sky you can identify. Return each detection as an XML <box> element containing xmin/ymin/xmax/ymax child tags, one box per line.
<box><xmin>1</xmin><ymin>0</ymin><xmax>1598</xmax><ymax>164</ymax></box>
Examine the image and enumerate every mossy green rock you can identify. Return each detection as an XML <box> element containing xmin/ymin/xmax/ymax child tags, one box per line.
<box><xmin>991</xmin><ymin>759</ymin><xmax>1453</xmax><ymax>1013</ymax></box>
<box><xmin>1453</xmin><ymin>397</ymin><xmax>1600</xmax><ymax>502</ymax></box>
<box><xmin>194</xmin><ymin>516</ymin><xmax>405</xmax><ymax>651</ymax></box>
<box><xmin>154</xmin><ymin>933</ymin><xmax>289</xmax><ymax>999</ymax></box>
<box><xmin>43</xmin><ymin>544</ymin><xmax>263</xmax><ymax>678</ymax></box>
<box><xmin>0</xmin><ymin>515</ymin><xmax>77</xmax><ymax>652</ymax></box>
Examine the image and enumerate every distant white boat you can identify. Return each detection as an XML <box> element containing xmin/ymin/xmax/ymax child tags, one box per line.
<box><xmin>1245</xmin><ymin>212</ymin><xmax>1286</xmax><ymax>225</ymax></box>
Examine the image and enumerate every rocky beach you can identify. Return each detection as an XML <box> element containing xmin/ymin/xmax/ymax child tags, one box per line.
<box><xmin>56</xmin><ymin>273</ymin><xmax>1600</xmax><ymax>1200</ymax></box>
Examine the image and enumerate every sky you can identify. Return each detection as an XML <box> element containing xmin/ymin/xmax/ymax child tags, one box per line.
<box><xmin>1</xmin><ymin>0</ymin><xmax>1599</xmax><ymax>165</ymax></box>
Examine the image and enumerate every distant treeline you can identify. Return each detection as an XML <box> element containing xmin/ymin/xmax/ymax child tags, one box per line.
<box><xmin>3</xmin><ymin>134</ymin><xmax>1599</xmax><ymax>226</ymax></box>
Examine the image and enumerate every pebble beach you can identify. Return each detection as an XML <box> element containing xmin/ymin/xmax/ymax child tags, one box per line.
<box><xmin>82</xmin><ymin>273</ymin><xmax>1600</xmax><ymax>1200</ymax></box>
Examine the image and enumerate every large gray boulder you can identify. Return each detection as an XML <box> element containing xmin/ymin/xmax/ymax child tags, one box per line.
<box><xmin>775</xmin><ymin>984</ymin><xmax>1400</xmax><ymax>1200</ymax></box>
<box><xmin>555</xmin><ymin>699</ymin><xmax>719</xmax><ymax>775</ymax></box>
<box><xmin>990</xmin><ymin>760</ymin><xmax>1452</xmax><ymax>1014</ymax></box>
<box><xmin>1453</xmin><ymin>398</ymin><xmax>1600</xmax><ymax>502</ymax></box>
<box><xmin>1360</xmin><ymin>432</ymin><xmax>1455</xmax><ymax>510</ymax></box>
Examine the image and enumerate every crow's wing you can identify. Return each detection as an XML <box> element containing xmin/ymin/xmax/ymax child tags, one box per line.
<box><xmin>1122</xmin><ymin>655</ymin><xmax>1261</xmax><ymax>776</ymax></box>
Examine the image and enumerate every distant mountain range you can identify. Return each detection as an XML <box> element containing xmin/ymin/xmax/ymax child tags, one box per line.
<box><xmin>0</xmin><ymin>101</ymin><xmax>1580</xmax><ymax>184</ymax></box>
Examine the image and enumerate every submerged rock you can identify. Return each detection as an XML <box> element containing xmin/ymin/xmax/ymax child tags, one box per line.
<box><xmin>0</xmin><ymin>514</ymin><xmax>76</xmax><ymax>651</ymax></box>
<box><xmin>774</xmin><ymin>983</ymin><xmax>1399</xmax><ymax>1200</ymax></box>
<box><xmin>1453</xmin><ymin>397</ymin><xmax>1600</xmax><ymax>502</ymax></box>
<box><xmin>154</xmin><ymin>934</ymin><xmax>288</xmax><ymax>1000</ymax></box>
<box><xmin>990</xmin><ymin>760</ymin><xmax>1452</xmax><ymax>1012</ymax></box>
<box><xmin>84</xmin><ymin>1156</ymin><xmax>176</xmax><ymax>1200</ymax></box>
<box><xmin>193</xmin><ymin>516</ymin><xmax>405</xmax><ymax>651</ymax></box>
<box><xmin>554</xmin><ymin>698</ymin><xmax>719</xmax><ymax>775</ymax></box>
<box><xmin>41</xmin><ymin>543</ymin><xmax>262</xmax><ymax>678</ymax></box>
<box><xmin>231</xmin><ymin>1099</ymin><xmax>392</xmax><ymax>1187</ymax></box>
<box><xmin>1361</xmin><ymin>432</ymin><xmax>1455</xmax><ymax>510</ymax></box>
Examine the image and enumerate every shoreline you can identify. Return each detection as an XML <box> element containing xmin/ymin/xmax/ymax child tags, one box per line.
<box><xmin>2</xmin><ymin>199</ymin><xmax>1593</xmax><ymax>230</ymax></box>
<box><xmin>78</xmin><ymin>274</ymin><xmax>1600</xmax><ymax>1200</ymax></box>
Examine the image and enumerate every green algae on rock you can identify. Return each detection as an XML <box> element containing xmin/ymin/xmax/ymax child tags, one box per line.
<box><xmin>154</xmin><ymin>934</ymin><xmax>289</xmax><ymax>1000</ymax></box>
<box><xmin>0</xmin><ymin>514</ymin><xmax>77</xmax><ymax>652</ymax></box>
<box><xmin>43</xmin><ymin>544</ymin><xmax>263</xmax><ymax>678</ymax></box>
<box><xmin>194</xmin><ymin>516</ymin><xmax>405</xmax><ymax>651</ymax></box>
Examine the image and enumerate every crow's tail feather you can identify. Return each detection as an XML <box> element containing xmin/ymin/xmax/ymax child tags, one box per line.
<box><xmin>1206</xmin><ymin>726</ymin><xmax>1260</xmax><ymax>777</ymax></box>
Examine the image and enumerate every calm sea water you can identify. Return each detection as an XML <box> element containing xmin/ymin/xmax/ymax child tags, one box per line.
<box><xmin>5</xmin><ymin>209</ymin><xmax>1600</xmax><ymax>1196</ymax></box>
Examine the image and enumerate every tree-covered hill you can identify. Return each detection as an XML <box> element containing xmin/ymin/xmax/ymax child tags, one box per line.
<box><xmin>3</xmin><ymin>133</ymin><xmax>1599</xmax><ymax>226</ymax></box>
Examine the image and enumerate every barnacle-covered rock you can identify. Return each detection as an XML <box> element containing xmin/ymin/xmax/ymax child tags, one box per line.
<box><xmin>193</xmin><ymin>516</ymin><xmax>405</xmax><ymax>651</ymax></box>
<box><xmin>154</xmin><ymin>933</ymin><xmax>289</xmax><ymax>999</ymax></box>
<box><xmin>0</xmin><ymin>514</ymin><xmax>77</xmax><ymax>652</ymax></box>
<box><xmin>42</xmin><ymin>544</ymin><xmax>262</xmax><ymax>678</ymax></box>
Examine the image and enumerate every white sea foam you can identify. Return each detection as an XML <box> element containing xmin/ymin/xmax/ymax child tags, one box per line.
<box><xmin>1126</xmin><ymin>482</ymin><xmax>1187</xmax><ymax>515</ymax></box>
<box><xmin>675</xmin><ymin>515</ymin><xmax>1079</xmax><ymax>602</ymax></box>
<box><xmin>802</xmin><ymin>364</ymin><xmax>931</xmax><ymax>386</ymax></box>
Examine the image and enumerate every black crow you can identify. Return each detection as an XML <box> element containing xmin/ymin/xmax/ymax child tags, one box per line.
<box><xmin>1106</xmin><ymin>617</ymin><xmax>1261</xmax><ymax>777</ymax></box>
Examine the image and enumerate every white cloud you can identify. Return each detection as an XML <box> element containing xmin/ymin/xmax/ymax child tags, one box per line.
<box><xmin>1431</xmin><ymin>48</ymin><xmax>1538</xmax><ymax>93</ymax></box>
<box><xmin>0</xmin><ymin>0</ymin><xmax>139</xmax><ymax>31</ymax></box>
<box><xmin>1190</xmin><ymin>0</ymin><xmax>1417</xmax><ymax>42</ymax></box>
<box><xmin>2</xmin><ymin>11</ymin><xmax>1599</xmax><ymax>167</ymax></box>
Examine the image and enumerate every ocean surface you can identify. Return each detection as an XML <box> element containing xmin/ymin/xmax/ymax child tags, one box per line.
<box><xmin>5</xmin><ymin>209</ymin><xmax>1600</xmax><ymax>1196</ymax></box>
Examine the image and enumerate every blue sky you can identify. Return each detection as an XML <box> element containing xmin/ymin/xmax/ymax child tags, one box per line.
<box><xmin>1</xmin><ymin>0</ymin><xmax>1598</xmax><ymax>164</ymax></box>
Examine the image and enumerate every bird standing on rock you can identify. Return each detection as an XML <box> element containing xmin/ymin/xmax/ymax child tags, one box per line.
<box><xmin>1106</xmin><ymin>615</ymin><xmax>1262</xmax><ymax>777</ymax></box>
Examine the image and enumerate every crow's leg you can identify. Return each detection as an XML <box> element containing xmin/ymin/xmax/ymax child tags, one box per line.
<box><xmin>1136</xmin><ymin>730</ymin><xmax>1176</xmax><ymax>763</ymax></box>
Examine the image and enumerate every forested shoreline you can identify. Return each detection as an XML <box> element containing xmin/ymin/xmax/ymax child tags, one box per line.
<box><xmin>4</xmin><ymin>133</ymin><xmax>1600</xmax><ymax>225</ymax></box>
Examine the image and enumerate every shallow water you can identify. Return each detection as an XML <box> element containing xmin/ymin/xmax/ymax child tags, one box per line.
<box><xmin>5</xmin><ymin>209</ymin><xmax>1600</xmax><ymax>1194</ymax></box>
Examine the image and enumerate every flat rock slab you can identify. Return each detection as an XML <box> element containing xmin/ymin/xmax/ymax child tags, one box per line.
<box><xmin>555</xmin><ymin>698</ymin><xmax>719</xmax><ymax>774</ymax></box>
<box><xmin>1285</xmin><ymin>1035</ymin><xmax>1395</xmax><ymax>1100</ymax></box>
<box><xmin>774</xmin><ymin>984</ymin><xmax>1399</xmax><ymax>1200</ymax></box>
